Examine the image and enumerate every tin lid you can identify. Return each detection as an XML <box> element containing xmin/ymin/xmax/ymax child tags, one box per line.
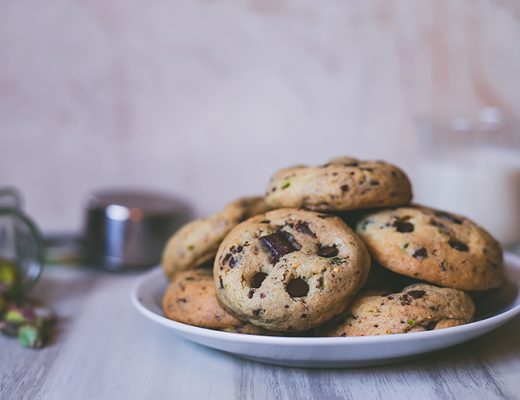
<box><xmin>87</xmin><ymin>190</ymin><xmax>187</xmax><ymax>215</ymax></box>
<box><xmin>82</xmin><ymin>189</ymin><xmax>192</xmax><ymax>271</ymax></box>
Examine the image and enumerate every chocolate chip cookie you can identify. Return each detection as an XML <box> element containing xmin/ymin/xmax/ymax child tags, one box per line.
<box><xmin>319</xmin><ymin>283</ymin><xmax>475</xmax><ymax>336</ymax></box>
<box><xmin>265</xmin><ymin>157</ymin><xmax>412</xmax><ymax>211</ymax></box>
<box><xmin>356</xmin><ymin>206</ymin><xmax>504</xmax><ymax>291</ymax></box>
<box><xmin>162</xmin><ymin>197</ymin><xmax>270</xmax><ymax>279</ymax></box>
<box><xmin>163</xmin><ymin>268</ymin><xmax>268</xmax><ymax>334</ymax></box>
<box><xmin>214</xmin><ymin>208</ymin><xmax>371</xmax><ymax>332</ymax></box>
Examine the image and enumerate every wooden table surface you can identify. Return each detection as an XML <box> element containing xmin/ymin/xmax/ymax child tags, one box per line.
<box><xmin>2</xmin><ymin>264</ymin><xmax>520</xmax><ymax>400</ymax></box>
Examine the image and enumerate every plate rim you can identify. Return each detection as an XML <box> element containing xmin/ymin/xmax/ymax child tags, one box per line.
<box><xmin>131</xmin><ymin>251</ymin><xmax>520</xmax><ymax>346</ymax></box>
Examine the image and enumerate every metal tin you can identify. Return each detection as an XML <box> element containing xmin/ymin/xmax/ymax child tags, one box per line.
<box><xmin>82</xmin><ymin>190</ymin><xmax>191</xmax><ymax>271</ymax></box>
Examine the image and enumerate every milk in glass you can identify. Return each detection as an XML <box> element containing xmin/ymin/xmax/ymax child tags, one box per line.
<box><xmin>415</xmin><ymin>110</ymin><xmax>520</xmax><ymax>245</ymax></box>
<box><xmin>417</xmin><ymin>147</ymin><xmax>520</xmax><ymax>244</ymax></box>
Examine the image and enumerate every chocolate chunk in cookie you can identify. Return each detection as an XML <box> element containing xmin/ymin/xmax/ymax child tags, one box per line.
<box><xmin>214</xmin><ymin>208</ymin><xmax>371</xmax><ymax>332</ymax></box>
<box><xmin>356</xmin><ymin>206</ymin><xmax>504</xmax><ymax>291</ymax></box>
<box><xmin>162</xmin><ymin>196</ymin><xmax>270</xmax><ymax>279</ymax></box>
<box><xmin>259</xmin><ymin>231</ymin><xmax>299</xmax><ymax>263</ymax></box>
<box><xmin>163</xmin><ymin>269</ymin><xmax>269</xmax><ymax>334</ymax></box>
<box><xmin>318</xmin><ymin>283</ymin><xmax>475</xmax><ymax>337</ymax></box>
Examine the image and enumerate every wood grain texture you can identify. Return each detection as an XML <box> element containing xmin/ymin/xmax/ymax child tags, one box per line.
<box><xmin>1</xmin><ymin>265</ymin><xmax>520</xmax><ymax>400</ymax></box>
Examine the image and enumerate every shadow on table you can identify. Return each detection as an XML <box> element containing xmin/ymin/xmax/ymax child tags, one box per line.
<box><xmin>30</xmin><ymin>265</ymin><xmax>100</xmax><ymax>305</ymax></box>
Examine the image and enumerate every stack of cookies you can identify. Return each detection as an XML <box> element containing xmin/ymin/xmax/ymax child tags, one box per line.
<box><xmin>161</xmin><ymin>157</ymin><xmax>504</xmax><ymax>336</ymax></box>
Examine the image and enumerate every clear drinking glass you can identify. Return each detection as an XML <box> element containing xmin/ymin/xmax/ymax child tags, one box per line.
<box><xmin>415</xmin><ymin>107</ymin><xmax>520</xmax><ymax>250</ymax></box>
<box><xmin>0</xmin><ymin>187</ymin><xmax>44</xmax><ymax>292</ymax></box>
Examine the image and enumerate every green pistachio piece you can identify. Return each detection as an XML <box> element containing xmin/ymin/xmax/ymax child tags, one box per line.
<box><xmin>5</xmin><ymin>309</ymin><xmax>28</xmax><ymax>324</ymax></box>
<box><xmin>0</xmin><ymin>259</ymin><xmax>18</xmax><ymax>285</ymax></box>
<box><xmin>18</xmin><ymin>324</ymin><xmax>44</xmax><ymax>348</ymax></box>
<box><xmin>331</xmin><ymin>257</ymin><xmax>346</xmax><ymax>266</ymax></box>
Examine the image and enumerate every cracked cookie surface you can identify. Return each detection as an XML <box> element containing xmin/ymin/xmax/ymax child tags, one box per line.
<box><xmin>214</xmin><ymin>208</ymin><xmax>371</xmax><ymax>332</ymax></box>
<box><xmin>356</xmin><ymin>206</ymin><xmax>504</xmax><ymax>291</ymax></box>
<box><xmin>162</xmin><ymin>196</ymin><xmax>270</xmax><ymax>279</ymax></box>
<box><xmin>265</xmin><ymin>157</ymin><xmax>412</xmax><ymax>211</ymax></box>
<box><xmin>318</xmin><ymin>283</ymin><xmax>475</xmax><ymax>336</ymax></box>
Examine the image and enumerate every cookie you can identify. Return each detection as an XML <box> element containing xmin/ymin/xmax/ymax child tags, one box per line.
<box><xmin>162</xmin><ymin>268</ymin><xmax>267</xmax><ymax>334</ymax></box>
<box><xmin>356</xmin><ymin>206</ymin><xmax>504</xmax><ymax>291</ymax></box>
<box><xmin>265</xmin><ymin>157</ymin><xmax>412</xmax><ymax>211</ymax></box>
<box><xmin>319</xmin><ymin>283</ymin><xmax>475</xmax><ymax>336</ymax></box>
<box><xmin>162</xmin><ymin>196</ymin><xmax>270</xmax><ymax>279</ymax></box>
<box><xmin>214</xmin><ymin>208</ymin><xmax>371</xmax><ymax>332</ymax></box>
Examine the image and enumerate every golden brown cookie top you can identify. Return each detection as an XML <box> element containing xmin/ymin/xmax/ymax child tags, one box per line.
<box><xmin>356</xmin><ymin>206</ymin><xmax>504</xmax><ymax>291</ymax></box>
<box><xmin>162</xmin><ymin>268</ymin><xmax>268</xmax><ymax>334</ymax></box>
<box><xmin>214</xmin><ymin>208</ymin><xmax>371</xmax><ymax>332</ymax></box>
<box><xmin>162</xmin><ymin>196</ymin><xmax>270</xmax><ymax>279</ymax></box>
<box><xmin>265</xmin><ymin>157</ymin><xmax>412</xmax><ymax>211</ymax></box>
<box><xmin>318</xmin><ymin>283</ymin><xmax>475</xmax><ymax>336</ymax></box>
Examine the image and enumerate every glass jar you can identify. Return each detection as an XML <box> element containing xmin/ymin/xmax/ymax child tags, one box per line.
<box><xmin>415</xmin><ymin>107</ymin><xmax>520</xmax><ymax>248</ymax></box>
<box><xmin>0</xmin><ymin>187</ymin><xmax>44</xmax><ymax>292</ymax></box>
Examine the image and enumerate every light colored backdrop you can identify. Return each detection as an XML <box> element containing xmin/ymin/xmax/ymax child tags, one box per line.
<box><xmin>1</xmin><ymin>0</ymin><xmax>519</xmax><ymax>233</ymax></box>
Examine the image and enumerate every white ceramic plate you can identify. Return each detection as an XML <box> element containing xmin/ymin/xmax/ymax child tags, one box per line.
<box><xmin>132</xmin><ymin>252</ymin><xmax>520</xmax><ymax>368</ymax></box>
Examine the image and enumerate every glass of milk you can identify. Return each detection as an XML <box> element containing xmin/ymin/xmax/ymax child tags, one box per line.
<box><xmin>415</xmin><ymin>108</ymin><xmax>520</xmax><ymax>248</ymax></box>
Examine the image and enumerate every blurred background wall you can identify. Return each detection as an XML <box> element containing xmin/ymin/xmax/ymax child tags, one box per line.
<box><xmin>1</xmin><ymin>0</ymin><xmax>519</xmax><ymax>233</ymax></box>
